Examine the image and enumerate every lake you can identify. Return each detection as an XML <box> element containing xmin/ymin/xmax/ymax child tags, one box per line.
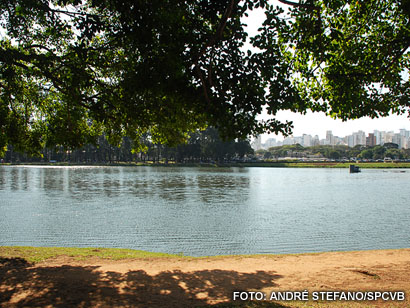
<box><xmin>0</xmin><ymin>165</ymin><xmax>409</xmax><ymax>256</ymax></box>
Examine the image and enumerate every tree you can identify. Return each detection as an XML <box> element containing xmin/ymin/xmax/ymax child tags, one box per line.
<box><xmin>263</xmin><ymin>151</ymin><xmax>272</xmax><ymax>159</ymax></box>
<box><xmin>372</xmin><ymin>145</ymin><xmax>386</xmax><ymax>160</ymax></box>
<box><xmin>358</xmin><ymin>149</ymin><xmax>373</xmax><ymax>160</ymax></box>
<box><xmin>273</xmin><ymin>0</ymin><xmax>410</xmax><ymax>119</ymax></box>
<box><xmin>1</xmin><ymin>0</ymin><xmax>409</xmax><ymax>156</ymax></box>
<box><xmin>385</xmin><ymin>148</ymin><xmax>403</xmax><ymax>159</ymax></box>
<box><xmin>383</xmin><ymin>142</ymin><xmax>400</xmax><ymax>149</ymax></box>
<box><xmin>328</xmin><ymin>149</ymin><xmax>340</xmax><ymax>160</ymax></box>
<box><xmin>349</xmin><ymin>144</ymin><xmax>366</xmax><ymax>158</ymax></box>
<box><xmin>234</xmin><ymin>139</ymin><xmax>254</xmax><ymax>158</ymax></box>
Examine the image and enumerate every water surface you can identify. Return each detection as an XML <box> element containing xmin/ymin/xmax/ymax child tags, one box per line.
<box><xmin>0</xmin><ymin>166</ymin><xmax>409</xmax><ymax>256</ymax></box>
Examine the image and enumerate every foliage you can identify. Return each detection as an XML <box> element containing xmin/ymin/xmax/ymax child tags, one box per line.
<box><xmin>357</xmin><ymin>149</ymin><xmax>373</xmax><ymax>159</ymax></box>
<box><xmin>264</xmin><ymin>143</ymin><xmax>409</xmax><ymax>160</ymax></box>
<box><xmin>275</xmin><ymin>0</ymin><xmax>410</xmax><ymax>119</ymax></box>
<box><xmin>3</xmin><ymin>127</ymin><xmax>254</xmax><ymax>163</ymax></box>
<box><xmin>356</xmin><ymin>144</ymin><xmax>405</xmax><ymax>159</ymax></box>
<box><xmin>268</xmin><ymin>143</ymin><xmax>305</xmax><ymax>157</ymax></box>
<box><xmin>1</xmin><ymin>0</ymin><xmax>409</xmax><ymax>155</ymax></box>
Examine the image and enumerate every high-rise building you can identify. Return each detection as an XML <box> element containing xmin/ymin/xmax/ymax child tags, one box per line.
<box><xmin>384</xmin><ymin>131</ymin><xmax>394</xmax><ymax>144</ymax></box>
<box><xmin>366</xmin><ymin>133</ymin><xmax>376</xmax><ymax>147</ymax></box>
<box><xmin>302</xmin><ymin>134</ymin><xmax>312</xmax><ymax>147</ymax></box>
<box><xmin>352</xmin><ymin>131</ymin><xmax>366</xmax><ymax>146</ymax></box>
<box><xmin>251</xmin><ymin>135</ymin><xmax>262</xmax><ymax>150</ymax></box>
<box><xmin>347</xmin><ymin>135</ymin><xmax>354</xmax><ymax>147</ymax></box>
<box><xmin>392</xmin><ymin>134</ymin><xmax>403</xmax><ymax>148</ymax></box>
<box><xmin>264</xmin><ymin>138</ymin><xmax>277</xmax><ymax>149</ymax></box>
<box><xmin>373</xmin><ymin>130</ymin><xmax>381</xmax><ymax>145</ymax></box>
<box><xmin>312</xmin><ymin>135</ymin><xmax>320</xmax><ymax>146</ymax></box>
<box><xmin>283</xmin><ymin>136</ymin><xmax>295</xmax><ymax>145</ymax></box>
<box><xmin>326</xmin><ymin>130</ymin><xmax>333</xmax><ymax>145</ymax></box>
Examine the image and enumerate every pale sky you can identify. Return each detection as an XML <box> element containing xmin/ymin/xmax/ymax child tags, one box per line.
<box><xmin>266</xmin><ymin>111</ymin><xmax>410</xmax><ymax>141</ymax></box>
<box><xmin>244</xmin><ymin>2</ymin><xmax>410</xmax><ymax>142</ymax></box>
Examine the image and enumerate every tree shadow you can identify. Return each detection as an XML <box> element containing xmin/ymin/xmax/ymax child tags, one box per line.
<box><xmin>0</xmin><ymin>257</ymin><xmax>285</xmax><ymax>308</ymax></box>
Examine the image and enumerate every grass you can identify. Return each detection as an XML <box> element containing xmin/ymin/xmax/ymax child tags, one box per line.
<box><xmin>0</xmin><ymin>246</ymin><xmax>187</xmax><ymax>263</ymax></box>
<box><xmin>351</xmin><ymin>162</ymin><xmax>410</xmax><ymax>168</ymax></box>
<box><xmin>232</xmin><ymin>162</ymin><xmax>410</xmax><ymax>169</ymax></box>
<box><xmin>0</xmin><ymin>246</ymin><xmax>315</xmax><ymax>264</ymax></box>
<box><xmin>1</xmin><ymin>246</ymin><xmax>404</xmax><ymax>264</ymax></box>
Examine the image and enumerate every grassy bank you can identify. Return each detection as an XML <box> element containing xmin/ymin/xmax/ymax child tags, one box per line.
<box><xmin>229</xmin><ymin>161</ymin><xmax>410</xmax><ymax>169</ymax></box>
<box><xmin>0</xmin><ymin>246</ymin><xmax>316</xmax><ymax>264</ymax></box>
<box><xmin>0</xmin><ymin>246</ymin><xmax>187</xmax><ymax>263</ymax></box>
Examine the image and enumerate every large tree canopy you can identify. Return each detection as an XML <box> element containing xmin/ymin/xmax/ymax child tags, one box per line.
<box><xmin>0</xmin><ymin>0</ymin><xmax>409</xmax><ymax>155</ymax></box>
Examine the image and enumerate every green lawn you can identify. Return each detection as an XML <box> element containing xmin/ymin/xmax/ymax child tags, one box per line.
<box><xmin>0</xmin><ymin>246</ymin><xmax>186</xmax><ymax>263</ymax></box>
<box><xmin>231</xmin><ymin>161</ymin><xmax>410</xmax><ymax>168</ymax></box>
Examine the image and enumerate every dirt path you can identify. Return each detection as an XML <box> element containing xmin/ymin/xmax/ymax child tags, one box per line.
<box><xmin>1</xmin><ymin>249</ymin><xmax>409</xmax><ymax>307</ymax></box>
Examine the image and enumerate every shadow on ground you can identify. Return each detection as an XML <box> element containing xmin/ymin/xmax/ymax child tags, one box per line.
<box><xmin>0</xmin><ymin>257</ymin><xmax>285</xmax><ymax>308</ymax></box>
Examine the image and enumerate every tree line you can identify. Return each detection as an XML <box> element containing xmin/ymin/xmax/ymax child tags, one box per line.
<box><xmin>256</xmin><ymin>143</ymin><xmax>410</xmax><ymax>160</ymax></box>
<box><xmin>2</xmin><ymin>127</ymin><xmax>254</xmax><ymax>164</ymax></box>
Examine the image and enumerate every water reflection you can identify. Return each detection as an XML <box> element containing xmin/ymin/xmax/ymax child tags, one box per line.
<box><xmin>40</xmin><ymin>167</ymin><xmax>67</xmax><ymax>192</ymax></box>
<box><xmin>0</xmin><ymin>168</ymin><xmax>5</xmax><ymax>188</ymax></box>
<box><xmin>9</xmin><ymin>167</ymin><xmax>20</xmax><ymax>191</ymax></box>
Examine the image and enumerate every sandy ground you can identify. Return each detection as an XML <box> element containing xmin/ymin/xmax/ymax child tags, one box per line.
<box><xmin>1</xmin><ymin>249</ymin><xmax>409</xmax><ymax>307</ymax></box>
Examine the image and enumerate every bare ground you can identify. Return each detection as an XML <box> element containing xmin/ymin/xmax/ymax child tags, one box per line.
<box><xmin>1</xmin><ymin>249</ymin><xmax>409</xmax><ymax>307</ymax></box>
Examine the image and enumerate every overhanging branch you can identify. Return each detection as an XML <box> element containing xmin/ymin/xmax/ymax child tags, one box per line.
<box><xmin>277</xmin><ymin>0</ymin><xmax>320</xmax><ymax>10</ymax></box>
<box><xmin>193</xmin><ymin>0</ymin><xmax>238</xmax><ymax>65</ymax></box>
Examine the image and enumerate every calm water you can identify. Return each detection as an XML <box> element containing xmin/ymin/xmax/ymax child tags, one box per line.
<box><xmin>0</xmin><ymin>165</ymin><xmax>409</xmax><ymax>256</ymax></box>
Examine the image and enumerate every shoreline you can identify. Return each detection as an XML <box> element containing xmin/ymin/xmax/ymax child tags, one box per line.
<box><xmin>1</xmin><ymin>246</ymin><xmax>409</xmax><ymax>307</ymax></box>
<box><xmin>1</xmin><ymin>245</ymin><xmax>410</xmax><ymax>262</ymax></box>
<box><xmin>3</xmin><ymin>161</ymin><xmax>410</xmax><ymax>168</ymax></box>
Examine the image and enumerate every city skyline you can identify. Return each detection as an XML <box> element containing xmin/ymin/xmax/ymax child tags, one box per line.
<box><xmin>260</xmin><ymin>110</ymin><xmax>410</xmax><ymax>142</ymax></box>
<box><xmin>253</xmin><ymin>128</ymin><xmax>410</xmax><ymax>150</ymax></box>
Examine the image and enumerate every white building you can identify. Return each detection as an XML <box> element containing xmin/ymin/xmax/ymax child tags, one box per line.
<box><xmin>352</xmin><ymin>131</ymin><xmax>366</xmax><ymax>146</ymax></box>
<box><xmin>302</xmin><ymin>134</ymin><xmax>312</xmax><ymax>147</ymax></box>
<box><xmin>251</xmin><ymin>135</ymin><xmax>262</xmax><ymax>150</ymax></box>
<box><xmin>264</xmin><ymin>138</ymin><xmax>277</xmax><ymax>149</ymax></box>
<box><xmin>373</xmin><ymin>130</ymin><xmax>382</xmax><ymax>145</ymax></box>
<box><xmin>326</xmin><ymin>130</ymin><xmax>334</xmax><ymax>145</ymax></box>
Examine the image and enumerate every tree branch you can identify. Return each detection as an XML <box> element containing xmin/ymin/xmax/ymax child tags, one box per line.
<box><xmin>379</xmin><ymin>41</ymin><xmax>410</xmax><ymax>75</ymax></box>
<box><xmin>277</xmin><ymin>0</ymin><xmax>320</xmax><ymax>10</ymax></box>
<box><xmin>196</xmin><ymin>66</ymin><xmax>212</xmax><ymax>109</ymax></box>
<box><xmin>23</xmin><ymin>45</ymin><xmax>54</xmax><ymax>53</ymax></box>
<box><xmin>193</xmin><ymin>0</ymin><xmax>238</xmax><ymax>66</ymax></box>
<box><xmin>193</xmin><ymin>0</ymin><xmax>238</xmax><ymax>104</ymax></box>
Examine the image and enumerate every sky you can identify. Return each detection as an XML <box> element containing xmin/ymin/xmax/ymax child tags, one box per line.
<box><xmin>265</xmin><ymin>111</ymin><xmax>410</xmax><ymax>141</ymax></box>
<box><xmin>244</xmin><ymin>2</ymin><xmax>410</xmax><ymax>142</ymax></box>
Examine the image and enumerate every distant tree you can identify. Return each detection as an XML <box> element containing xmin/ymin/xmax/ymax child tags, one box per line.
<box><xmin>372</xmin><ymin>145</ymin><xmax>386</xmax><ymax>160</ymax></box>
<box><xmin>234</xmin><ymin>140</ymin><xmax>254</xmax><ymax>158</ymax></box>
<box><xmin>358</xmin><ymin>149</ymin><xmax>374</xmax><ymax>160</ymax></box>
<box><xmin>263</xmin><ymin>151</ymin><xmax>272</xmax><ymax>159</ymax></box>
<box><xmin>402</xmin><ymin>148</ymin><xmax>410</xmax><ymax>159</ymax></box>
<box><xmin>385</xmin><ymin>149</ymin><xmax>403</xmax><ymax>159</ymax></box>
<box><xmin>255</xmin><ymin>149</ymin><xmax>267</xmax><ymax>155</ymax></box>
<box><xmin>383</xmin><ymin>143</ymin><xmax>400</xmax><ymax>149</ymax></box>
<box><xmin>348</xmin><ymin>145</ymin><xmax>366</xmax><ymax>158</ymax></box>
<box><xmin>328</xmin><ymin>150</ymin><xmax>341</xmax><ymax>160</ymax></box>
